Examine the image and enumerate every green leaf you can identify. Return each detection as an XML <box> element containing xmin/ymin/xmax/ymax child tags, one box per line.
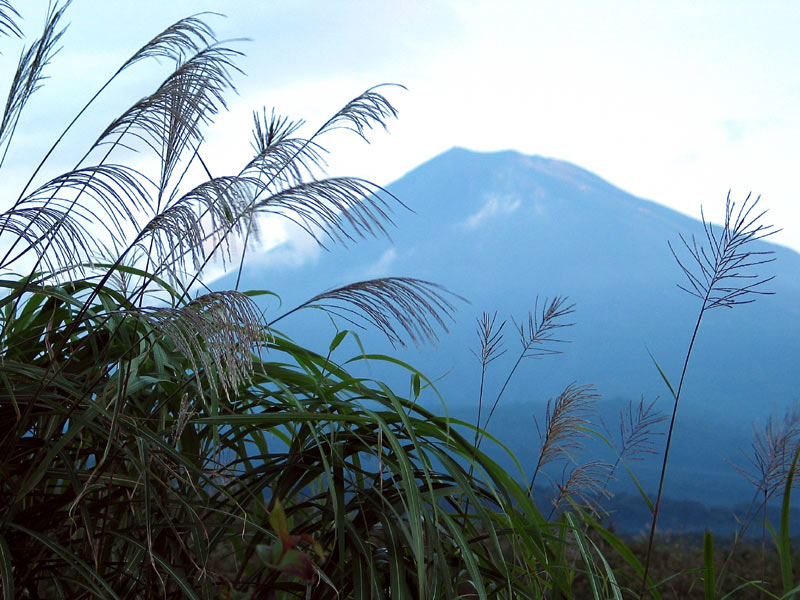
<box><xmin>565</xmin><ymin>513</ymin><xmax>601</xmax><ymax>599</ymax></box>
<box><xmin>8</xmin><ymin>523</ymin><xmax>119</xmax><ymax>599</ymax></box>
<box><xmin>329</xmin><ymin>329</ymin><xmax>348</xmax><ymax>352</ymax></box>
<box><xmin>255</xmin><ymin>543</ymin><xmax>272</xmax><ymax>565</ymax></box>
<box><xmin>0</xmin><ymin>534</ymin><xmax>14</xmax><ymax>600</ymax></box>
<box><xmin>647</xmin><ymin>348</ymin><xmax>678</xmax><ymax>401</ymax></box>
<box><xmin>275</xmin><ymin>548</ymin><xmax>314</xmax><ymax>579</ymax></box>
<box><xmin>622</xmin><ymin>461</ymin><xmax>655</xmax><ymax>513</ymax></box>
<box><xmin>243</xmin><ymin>289</ymin><xmax>281</xmax><ymax>301</ymax></box>
<box><xmin>269</xmin><ymin>497</ymin><xmax>291</xmax><ymax>546</ymax></box>
<box><xmin>113</xmin><ymin>533</ymin><xmax>201</xmax><ymax>600</ymax></box>
<box><xmin>575</xmin><ymin>505</ymin><xmax>662</xmax><ymax>600</ymax></box>
<box><xmin>777</xmin><ymin>447</ymin><xmax>800</xmax><ymax>597</ymax></box>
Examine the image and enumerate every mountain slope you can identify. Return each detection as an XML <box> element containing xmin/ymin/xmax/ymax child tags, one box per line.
<box><xmin>217</xmin><ymin>147</ymin><xmax>800</xmax><ymax>514</ymax></box>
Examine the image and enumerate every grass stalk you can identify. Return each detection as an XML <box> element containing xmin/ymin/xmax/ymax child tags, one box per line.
<box><xmin>641</xmin><ymin>193</ymin><xmax>776</xmax><ymax>597</ymax></box>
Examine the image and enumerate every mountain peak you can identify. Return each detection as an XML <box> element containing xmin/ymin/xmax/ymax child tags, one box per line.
<box><xmin>388</xmin><ymin>146</ymin><xmax>685</xmax><ymax>236</ymax></box>
<box><xmin>424</xmin><ymin>147</ymin><xmax>629</xmax><ymax>199</ymax></box>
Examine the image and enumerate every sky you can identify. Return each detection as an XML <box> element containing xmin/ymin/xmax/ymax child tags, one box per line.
<box><xmin>2</xmin><ymin>1</ymin><xmax>799</xmax><ymax>259</ymax></box>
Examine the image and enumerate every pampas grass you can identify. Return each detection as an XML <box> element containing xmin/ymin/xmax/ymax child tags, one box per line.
<box><xmin>642</xmin><ymin>192</ymin><xmax>777</xmax><ymax>595</ymax></box>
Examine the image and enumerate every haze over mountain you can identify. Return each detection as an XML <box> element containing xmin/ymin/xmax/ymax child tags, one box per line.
<box><xmin>216</xmin><ymin>147</ymin><xmax>800</xmax><ymax>527</ymax></box>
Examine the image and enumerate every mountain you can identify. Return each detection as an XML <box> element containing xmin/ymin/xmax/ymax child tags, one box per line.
<box><xmin>214</xmin><ymin>147</ymin><xmax>800</xmax><ymax>525</ymax></box>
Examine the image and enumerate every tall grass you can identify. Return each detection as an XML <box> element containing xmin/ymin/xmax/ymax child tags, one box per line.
<box><xmin>0</xmin><ymin>5</ymin><xmax>563</xmax><ymax>598</ymax></box>
<box><xmin>460</xmin><ymin>196</ymin><xmax>791</xmax><ymax>598</ymax></box>
<box><xmin>641</xmin><ymin>193</ymin><xmax>777</xmax><ymax>596</ymax></box>
<box><xmin>0</xmin><ymin>4</ymin><xmax>795</xmax><ymax>599</ymax></box>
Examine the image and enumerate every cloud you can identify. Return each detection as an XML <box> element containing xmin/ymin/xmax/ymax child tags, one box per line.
<box><xmin>462</xmin><ymin>194</ymin><xmax>521</xmax><ymax>229</ymax></box>
<box><xmin>359</xmin><ymin>248</ymin><xmax>398</xmax><ymax>279</ymax></box>
<box><xmin>259</xmin><ymin>232</ymin><xmax>322</xmax><ymax>270</ymax></box>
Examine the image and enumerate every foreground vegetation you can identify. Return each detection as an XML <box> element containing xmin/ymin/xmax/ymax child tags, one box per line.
<box><xmin>0</xmin><ymin>4</ymin><xmax>797</xmax><ymax>598</ymax></box>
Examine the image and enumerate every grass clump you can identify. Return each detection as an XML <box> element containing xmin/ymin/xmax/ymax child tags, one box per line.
<box><xmin>0</xmin><ymin>5</ymin><xmax>550</xmax><ymax>598</ymax></box>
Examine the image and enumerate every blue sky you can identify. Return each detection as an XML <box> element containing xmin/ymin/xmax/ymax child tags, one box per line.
<box><xmin>3</xmin><ymin>1</ymin><xmax>798</xmax><ymax>258</ymax></box>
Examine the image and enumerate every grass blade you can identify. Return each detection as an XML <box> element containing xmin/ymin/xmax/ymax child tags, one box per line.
<box><xmin>777</xmin><ymin>447</ymin><xmax>800</xmax><ymax>597</ymax></box>
<box><xmin>703</xmin><ymin>530</ymin><xmax>716</xmax><ymax>600</ymax></box>
<box><xmin>0</xmin><ymin>534</ymin><xmax>13</xmax><ymax>600</ymax></box>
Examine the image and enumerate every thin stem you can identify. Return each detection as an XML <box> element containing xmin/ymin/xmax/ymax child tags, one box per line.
<box><xmin>641</xmin><ymin>300</ymin><xmax>706</xmax><ymax>596</ymax></box>
<box><xmin>472</xmin><ymin>363</ymin><xmax>488</xmax><ymax>456</ymax></box>
<box><xmin>527</xmin><ymin>445</ymin><xmax>548</xmax><ymax>497</ymax></box>
<box><xmin>480</xmin><ymin>351</ymin><xmax>524</xmax><ymax>445</ymax></box>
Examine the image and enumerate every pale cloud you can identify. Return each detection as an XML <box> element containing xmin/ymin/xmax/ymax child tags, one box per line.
<box><xmin>462</xmin><ymin>195</ymin><xmax>521</xmax><ymax>230</ymax></box>
<box><xmin>360</xmin><ymin>248</ymin><xmax>398</xmax><ymax>279</ymax></box>
<box><xmin>247</xmin><ymin>219</ymin><xmax>322</xmax><ymax>271</ymax></box>
<box><xmin>260</xmin><ymin>236</ymin><xmax>321</xmax><ymax>271</ymax></box>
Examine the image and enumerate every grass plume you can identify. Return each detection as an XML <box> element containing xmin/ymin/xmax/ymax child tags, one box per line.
<box><xmin>530</xmin><ymin>382</ymin><xmax>599</xmax><ymax>495</ymax></box>
<box><xmin>270</xmin><ymin>277</ymin><xmax>464</xmax><ymax>348</ymax></box>
<box><xmin>476</xmin><ymin>296</ymin><xmax>575</xmax><ymax>449</ymax></box>
<box><xmin>642</xmin><ymin>192</ymin><xmax>777</xmax><ymax>595</ymax></box>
